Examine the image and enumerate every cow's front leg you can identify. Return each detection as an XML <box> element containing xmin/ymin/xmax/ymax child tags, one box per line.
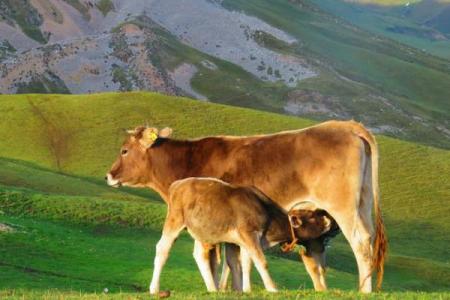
<box><xmin>300</xmin><ymin>239</ymin><xmax>327</xmax><ymax>291</ymax></box>
<box><xmin>149</xmin><ymin>231</ymin><xmax>179</xmax><ymax>294</ymax></box>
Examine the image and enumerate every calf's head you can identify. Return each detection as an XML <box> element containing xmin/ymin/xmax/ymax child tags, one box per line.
<box><xmin>106</xmin><ymin>126</ymin><xmax>172</xmax><ymax>188</ymax></box>
<box><xmin>289</xmin><ymin>209</ymin><xmax>333</xmax><ymax>240</ymax></box>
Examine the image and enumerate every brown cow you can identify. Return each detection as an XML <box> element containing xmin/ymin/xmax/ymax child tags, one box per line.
<box><xmin>106</xmin><ymin>120</ymin><xmax>387</xmax><ymax>293</ymax></box>
<box><xmin>149</xmin><ymin>177</ymin><xmax>335</xmax><ymax>294</ymax></box>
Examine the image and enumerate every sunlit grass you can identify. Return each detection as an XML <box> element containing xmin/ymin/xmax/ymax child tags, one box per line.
<box><xmin>0</xmin><ymin>92</ymin><xmax>448</xmax><ymax>298</ymax></box>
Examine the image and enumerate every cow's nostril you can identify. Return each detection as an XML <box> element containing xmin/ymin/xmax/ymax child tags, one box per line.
<box><xmin>104</xmin><ymin>176</ymin><xmax>108</xmax><ymax>180</ymax></box>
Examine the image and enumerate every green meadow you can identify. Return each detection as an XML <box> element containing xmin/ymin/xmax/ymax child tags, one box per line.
<box><xmin>0</xmin><ymin>92</ymin><xmax>449</xmax><ymax>299</ymax></box>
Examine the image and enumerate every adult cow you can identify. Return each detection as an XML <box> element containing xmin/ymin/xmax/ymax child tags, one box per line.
<box><xmin>106</xmin><ymin>120</ymin><xmax>387</xmax><ymax>293</ymax></box>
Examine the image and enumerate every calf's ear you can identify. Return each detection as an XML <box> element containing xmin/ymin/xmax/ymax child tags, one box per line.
<box><xmin>159</xmin><ymin>127</ymin><xmax>173</xmax><ymax>138</ymax></box>
<box><xmin>322</xmin><ymin>216</ymin><xmax>332</xmax><ymax>232</ymax></box>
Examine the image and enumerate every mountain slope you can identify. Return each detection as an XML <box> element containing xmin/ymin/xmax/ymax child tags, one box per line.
<box><xmin>312</xmin><ymin>0</ymin><xmax>450</xmax><ymax>59</ymax></box>
<box><xmin>0</xmin><ymin>0</ymin><xmax>449</xmax><ymax>149</ymax></box>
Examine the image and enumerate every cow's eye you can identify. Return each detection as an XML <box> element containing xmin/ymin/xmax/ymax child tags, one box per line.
<box><xmin>121</xmin><ymin>149</ymin><xmax>128</xmax><ymax>155</ymax></box>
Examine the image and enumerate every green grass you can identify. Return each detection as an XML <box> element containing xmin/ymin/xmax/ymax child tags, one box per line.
<box><xmin>1</xmin><ymin>290</ymin><xmax>449</xmax><ymax>300</ymax></box>
<box><xmin>0</xmin><ymin>215</ymin><xmax>448</xmax><ymax>299</ymax></box>
<box><xmin>0</xmin><ymin>92</ymin><xmax>449</xmax><ymax>298</ymax></box>
<box><xmin>0</xmin><ymin>185</ymin><xmax>165</xmax><ymax>228</ymax></box>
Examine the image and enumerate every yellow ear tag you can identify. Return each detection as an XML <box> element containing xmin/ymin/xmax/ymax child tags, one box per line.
<box><xmin>149</xmin><ymin>132</ymin><xmax>158</xmax><ymax>141</ymax></box>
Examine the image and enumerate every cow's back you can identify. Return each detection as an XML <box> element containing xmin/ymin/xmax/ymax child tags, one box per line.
<box><xmin>201</xmin><ymin>121</ymin><xmax>364</xmax><ymax>210</ymax></box>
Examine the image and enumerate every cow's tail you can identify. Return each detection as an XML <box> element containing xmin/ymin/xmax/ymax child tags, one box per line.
<box><xmin>352</xmin><ymin>122</ymin><xmax>387</xmax><ymax>291</ymax></box>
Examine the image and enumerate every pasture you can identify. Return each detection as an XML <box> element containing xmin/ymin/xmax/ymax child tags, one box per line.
<box><xmin>0</xmin><ymin>92</ymin><xmax>449</xmax><ymax>299</ymax></box>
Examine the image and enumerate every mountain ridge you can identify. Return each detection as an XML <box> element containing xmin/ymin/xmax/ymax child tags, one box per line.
<box><xmin>0</xmin><ymin>0</ymin><xmax>449</xmax><ymax>149</ymax></box>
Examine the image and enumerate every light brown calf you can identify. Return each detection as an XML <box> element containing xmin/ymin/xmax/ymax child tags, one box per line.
<box><xmin>149</xmin><ymin>177</ymin><xmax>335</xmax><ymax>294</ymax></box>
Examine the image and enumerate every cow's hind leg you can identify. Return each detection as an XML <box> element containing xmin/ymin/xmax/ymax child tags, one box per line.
<box><xmin>354</xmin><ymin>216</ymin><xmax>374</xmax><ymax>293</ymax></box>
<box><xmin>223</xmin><ymin>243</ymin><xmax>243</xmax><ymax>291</ymax></box>
<box><xmin>300</xmin><ymin>239</ymin><xmax>327</xmax><ymax>291</ymax></box>
<box><xmin>193</xmin><ymin>240</ymin><xmax>218</xmax><ymax>292</ymax></box>
<box><xmin>208</xmin><ymin>245</ymin><xmax>221</xmax><ymax>288</ymax></box>
<box><xmin>332</xmin><ymin>209</ymin><xmax>374</xmax><ymax>293</ymax></box>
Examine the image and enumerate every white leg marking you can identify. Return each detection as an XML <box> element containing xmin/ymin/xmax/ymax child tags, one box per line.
<box><xmin>242</xmin><ymin>233</ymin><xmax>277</xmax><ymax>293</ymax></box>
<box><xmin>193</xmin><ymin>240</ymin><xmax>218</xmax><ymax>292</ymax></box>
<box><xmin>149</xmin><ymin>234</ymin><xmax>177</xmax><ymax>294</ymax></box>
<box><xmin>240</xmin><ymin>247</ymin><xmax>252</xmax><ymax>293</ymax></box>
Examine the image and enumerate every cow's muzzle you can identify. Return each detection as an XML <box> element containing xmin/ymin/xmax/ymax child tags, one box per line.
<box><xmin>106</xmin><ymin>173</ymin><xmax>121</xmax><ymax>188</ymax></box>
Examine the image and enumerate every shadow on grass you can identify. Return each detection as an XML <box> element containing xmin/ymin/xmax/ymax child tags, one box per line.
<box><xmin>0</xmin><ymin>157</ymin><xmax>161</xmax><ymax>201</ymax></box>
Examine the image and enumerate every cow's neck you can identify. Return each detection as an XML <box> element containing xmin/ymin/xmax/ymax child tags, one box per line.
<box><xmin>147</xmin><ymin>138</ymin><xmax>209</xmax><ymax>200</ymax></box>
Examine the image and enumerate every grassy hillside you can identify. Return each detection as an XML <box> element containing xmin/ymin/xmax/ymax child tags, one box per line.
<box><xmin>0</xmin><ymin>92</ymin><xmax>449</xmax><ymax>299</ymax></box>
<box><xmin>219</xmin><ymin>0</ymin><xmax>450</xmax><ymax>149</ymax></box>
<box><xmin>223</xmin><ymin>0</ymin><xmax>450</xmax><ymax>116</ymax></box>
<box><xmin>312</xmin><ymin>0</ymin><xmax>450</xmax><ymax>59</ymax></box>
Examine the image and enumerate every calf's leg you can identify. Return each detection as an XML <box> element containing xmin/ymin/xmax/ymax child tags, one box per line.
<box><xmin>240</xmin><ymin>247</ymin><xmax>252</xmax><ymax>293</ymax></box>
<box><xmin>193</xmin><ymin>240</ymin><xmax>218</xmax><ymax>292</ymax></box>
<box><xmin>300</xmin><ymin>239</ymin><xmax>327</xmax><ymax>291</ymax></box>
<box><xmin>240</xmin><ymin>232</ymin><xmax>277</xmax><ymax>292</ymax></box>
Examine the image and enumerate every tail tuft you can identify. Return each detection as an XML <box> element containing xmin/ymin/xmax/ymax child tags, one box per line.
<box><xmin>373</xmin><ymin>205</ymin><xmax>387</xmax><ymax>291</ymax></box>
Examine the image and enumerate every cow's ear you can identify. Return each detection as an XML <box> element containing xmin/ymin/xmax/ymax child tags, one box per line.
<box><xmin>139</xmin><ymin>127</ymin><xmax>159</xmax><ymax>148</ymax></box>
<box><xmin>289</xmin><ymin>215</ymin><xmax>302</xmax><ymax>228</ymax></box>
<box><xmin>159</xmin><ymin>127</ymin><xmax>173</xmax><ymax>138</ymax></box>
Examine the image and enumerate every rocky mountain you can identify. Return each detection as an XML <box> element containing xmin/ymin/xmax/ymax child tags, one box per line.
<box><xmin>0</xmin><ymin>0</ymin><xmax>315</xmax><ymax>94</ymax></box>
<box><xmin>0</xmin><ymin>0</ymin><xmax>449</xmax><ymax>148</ymax></box>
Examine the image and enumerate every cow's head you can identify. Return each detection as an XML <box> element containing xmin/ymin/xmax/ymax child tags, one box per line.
<box><xmin>289</xmin><ymin>209</ymin><xmax>333</xmax><ymax>240</ymax></box>
<box><xmin>106</xmin><ymin>126</ymin><xmax>172</xmax><ymax>188</ymax></box>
